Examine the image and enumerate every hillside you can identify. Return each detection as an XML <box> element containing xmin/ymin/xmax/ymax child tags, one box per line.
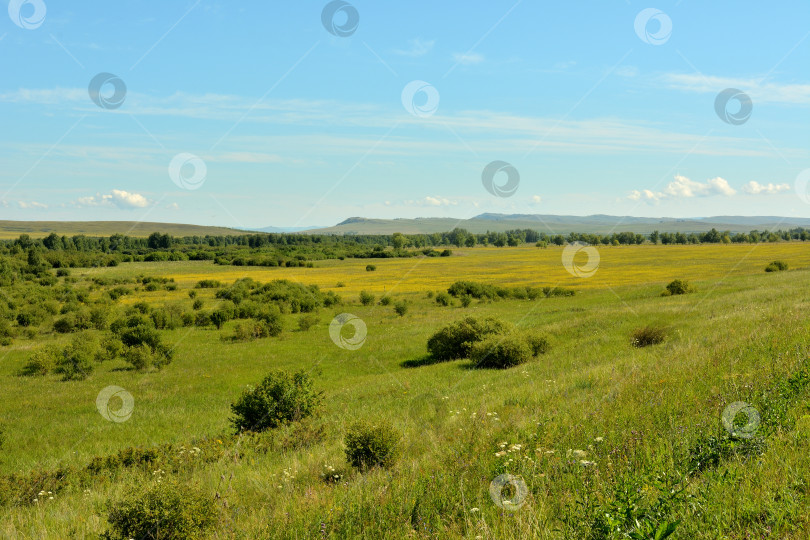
<box><xmin>0</xmin><ymin>221</ymin><xmax>247</xmax><ymax>239</ymax></box>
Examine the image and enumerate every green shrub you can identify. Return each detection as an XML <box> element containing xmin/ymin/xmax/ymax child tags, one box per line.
<box><xmin>359</xmin><ymin>290</ymin><xmax>375</xmax><ymax>306</ymax></box>
<box><xmin>469</xmin><ymin>334</ymin><xmax>531</xmax><ymax>369</ymax></box>
<box><xmin>231</xmin><ymin>318</ymin><xmax>281</xmax><ymax>341</ymax></box>
<box><xmin>56</xmin><ymin>268</ymin><xmax>70</xmax><ymax>277</ymax></box>
<box><xmin>297</xmin><ymin>313</ymin><xmax>319</xmax><ymax>331</ymax></box>
<box><xmin>440</xmin><ymin>249</ymin><xmax>452</xmax><ymax>257</ymax></box>
<box><xmin>192</xmin><ymin>298</ymin><xmax>204</xmax><ymax>310</ymax></box>
<box><xmin>365</xmin><ymin>264</ymin><xmax>376</xmax><ymax>272</ymax></box>
<box><xmin>460</xmin><ymin>295</ymin><xmax>472</xmax><ymax>307</ymax></box>
<box><xmin>631</xmin><ymin>325</ymin><xmax>666</xmax><ymax>347</ymax></box>
<box><xmin>393</xmin><ymin>301</ymin><xmax>408</xmax><ymax>316</ymax></box>
<box><xmin>379</xmin><ymin>296</ymin><xmax>392</xmax><ymax>306</ymax></box>
<box><xmin>344</xmin><ymin>420</ymin><xmax>401</xmax><ymax>470</ymax></box>
<box><xmin>765</xmin><ymin>260</ymin><xmax>788</xmax><ymax>272</ymax></box>
<box><xmin>95</xmin><ymin>337</ymin><xmax>124</xmax><ymax>363</ymax></box>
<box><xmin>103</xmin><ymin>480</ymin><xmax>216</xmax><ymax>540</ymax></box>
<box><xmin>19</xmin><ymin>344</ymin><xmax>60</xmax><ymax>376</ymax></box>
<box><xmin>54</xmin><ymin>335</ymin><xmax>97</xmax><ymax>381</ymax></box>
<box><xmin>435</xmin><ymin>292</ymin><xmax>452</xmax><ymax>306</ymax></box>
<box><xmin>662</xmin><ymin>279</ymin><xmax>694</xmax><ymax>296</ymax></box>
<box><xmin>230</xmin><ymin>370</ymin><xmax>322</xmax><ymax>432</ymax></box>
<box><xmin>525</xmin><ymin>333</ymin><xmax>551</xmax><ymax>356</ymax></box>
<box><xmin>210</xmin><ymin>308</ymin><xmax>232</xmax><ymax>329</ymax></box>
<box><xmin>195</xmin><ymin>279</ymin><xmax>221</xmax><ymax>289</ymax></box>
<box><xmin>426</xmin><ymin>316</ymin><xmax>511</xmax><ymax>361</ymax></box>
<box><xmin>188</xmin><ymin>290</ymin><xmax>197</xmax><ymax>299</ymax></box>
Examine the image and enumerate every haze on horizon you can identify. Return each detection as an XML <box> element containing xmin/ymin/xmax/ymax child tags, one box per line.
<box><xmin>1</xmin><ymin>1</ymin><xmax>808</xmax><ymax>229</ymax></box>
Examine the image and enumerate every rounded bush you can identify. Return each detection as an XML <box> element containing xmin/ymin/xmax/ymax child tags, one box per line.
<box><xmin>525</xmin><ymin>333</ymin><xmax>551</xmax><ymax>356</ymax></box>
<box><xmin>230</xmin><ymin>370</ymin><xmax>322</xmax><ymax>432</ymax></box>
<box><xmin>426</xmin><ymin>316</ymin><xmax>511</xmax><ymax>361</ymax></box>
<box><xmin>104</xmin><ymin>480</ymin><xmax>216</xmax><ymax>540</ymax></box>
<box><xmin>765</xmin><ymin>260</ymin><xmax>788</xmax><ymax>272</ymax></box>
<box><xmin>663</xmin><ymin>279</ymin><xmax>694</xmax><ymax>296</ymax></box>
<box><xmin>359</xmin><ymin>290</ymin><xmax>375</xmax><ymax>306</ymax></box>
<box><xmin>469</xmin><ymin>334</ymin><xmax>531</xmax><ymax>369</ymax></box>
<box><xmin>344</xmin><ymin>420</ymin><xmax>401</xmax><ymax>470</ymax></box>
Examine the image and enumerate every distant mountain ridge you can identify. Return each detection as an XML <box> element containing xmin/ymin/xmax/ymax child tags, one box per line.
<box><xmin>299</xmin><ymin>214</ymin><xmax>810</xmax><ymax>235</ymax></box>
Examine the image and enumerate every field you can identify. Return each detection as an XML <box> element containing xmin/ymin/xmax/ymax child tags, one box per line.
<box><xmin>1</xmin><ymin>243</ymin><xmax>810</xmax><ymax>538</ymax></box>
<box><xmin>0</xmin><ymin>221</ymin><xmax>246</xmax><ymax>239</ymax></box>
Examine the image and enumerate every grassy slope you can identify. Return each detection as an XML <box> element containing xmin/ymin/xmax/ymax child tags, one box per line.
<box><xmin>1</xmin><ymin>245</ymin><xmax>809</xmax><ymax>538</ymax></box>
<box><xmin>0</xmin><ymin>220</ymin><xmax>247</xmax><ymax>239</ymax></box>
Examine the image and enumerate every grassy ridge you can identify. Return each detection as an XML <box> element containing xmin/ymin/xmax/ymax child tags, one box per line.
<box><xmin>0</xmin><ymin>220</ymin><xmax>246</xmax><ymax>239</ymax></box>
<box><xmin>1</xmin><ymin>245</ymin><xmax>809</xmax><ymax>537</ymax></box>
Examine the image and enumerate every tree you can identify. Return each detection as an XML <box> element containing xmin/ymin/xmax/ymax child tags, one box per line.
<box><xmin>391</xmin><ymin>232</ymin><xmax>407</xmax><ymax>250</ymax></box>
<box><xmin>649</xmin><ymin>230</ymin><xmax>660</xmax><ymax>244</ymax></box>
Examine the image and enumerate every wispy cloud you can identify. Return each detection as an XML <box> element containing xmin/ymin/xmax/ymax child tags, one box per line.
<box><xmin>404</xmin><ymin>196</ymin><xmax>458</xmax><ymax>207</ymax></box>
<box><xmin>451</xmin><ymin>52</ymin><xmax>484</xmax><ymax>65</ymax></box>
<box><xmin>662</xmin><ymin>73</ymin><xmax>810</xmax><ymax>105</ymax></box>
<box><xmin>393</xmin><ymin>38</ymin><xmax>435</xmax><ymax>57</ymax></box>
<box><xmin>18</xmin><ymin>201</ymin><xmax>48</xmax><ymax>209</ymax></box>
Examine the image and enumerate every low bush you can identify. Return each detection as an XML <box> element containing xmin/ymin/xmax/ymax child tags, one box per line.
<box><xmin>103</xmin><ymin>480</ymin><xmax>217</xmax><ymax>540</ymax></box>
<box><xmin>426</xmin><ymin>316</ymin><xmax>511</xmax><ymax>360</ymax></box>
<box><xmin>460</xmin><ymin>295</ymin><xmax>472</xmax><ymax>307</ymax></box>
<box><xmin>765</xmin><ymin>260</ymin><xmax>788</xmax><ymax>272</ymax></box>
<box><xmin>297</xmin><ymin>313</ymin><xmax>319</xmax><ymax>331</ymax></box>
<box><xmin>19</xmin><ymin>344</ymin><xmax>60</xmax><ymax>376</ymax></box>
<box><xmin>344</xmin><ymin>420</ymin><xmax>401</xmax><ymax>470</ymax></box>
<box><xmin>192</xmin><ymin>298</ymin><xmax>204</xmax><ymax>310</ymax></box>
<box><xmin>195</xmin><ymin>279</ymin><xmax>222</xmax><ymax>288</ymax></box>
<box><xmin>632</xmin><ymin>325</ymin><xmax>666</xmax><ymax>347</ymax></box>
<box><xmin>393</xmin><ymin>301</ymin><xmax>408</xmax><ymax>316</ymax></box>
<box><xmin>359</xmin><ymin>290</ymin><xmax>375</xmax><ymax>306</ymax></box>
<box><xmin>230</xmin><ymin>370</ymin><xmax>322</xmax><ymax>432</ymax></box>
<box><xmin>378</xmin><ymin>296</ymin><xmax>392</xmax><ymax>306</ymax></box>
<box><xmin>525</xmin><ymin>333</ymin><xmax>551</xmax><ymax>356</ymax></box>
<box><xmin>469</xmin><ymin>334</ymin><xmax>532</xmax><ymax>369</ymax></box>
<box><xmin>435</xmin><ymin>292</ymin><xmax>452</xmax><ymax>306</ymax></box>
<box><xmin>54</xmin><ymin>334</ymin><xmax>97</xmax><ymax>381</ymax></box>
<box><xmin>365</xmin><ymin>264</ymin><xmax>376</xmax><ymax>272</ymax></box>
<box><xmin>661</xmin><ymin>279</ymin><xmax>694</xmax><ymax>296</ymax></box>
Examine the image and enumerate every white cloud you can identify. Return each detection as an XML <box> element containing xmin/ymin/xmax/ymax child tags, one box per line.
<box><xmin>662</xmin><ymin>73</ymin><xmax>810</xmax><ymax>105</ymax></box>
<box><xmin>742</xmin><ymin>181</ymin><xmax>791</xmax><ymax>194</ymax></box>
<box><xmin>18</xmin><ymin>201</ymin><xmax>48</xmax><ymax>209</ymax></box>
<box><xmin>629</xmin><ymin>175</ymin><xmax>736</xmax><ymax>202</ymax></box>
<box><xmin>167</xmin><ymin>202</ymin><xmax>180</xmax><ymax>210</ymax></box>
<box><xmin>452</xmin><ymin>52</ymin><xmax>484</xmax><ymax>65</ymax></box>
<box><xmin>394</xmin><ymin>38</ymin><xmax>435</xmax><ymax>57</ymax></box>
<box><xmin>531</xmin><ymin>195</ymin><xmax>542</xmax><ymax>204</ymax></box>
<box><xmin>402</xmin><ymin>196</ymin><xmax>458</xmax><ymax>207</ymax></box>
<box><xmin>75</xmin><ymin>189</ymin><xmax>149</xmax><ymax>209</ymax></box>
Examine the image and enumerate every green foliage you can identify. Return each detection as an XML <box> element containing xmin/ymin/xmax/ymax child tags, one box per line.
<box><xmin>103</xmin><ymin>480</ymin><xmax>217</xmax><ymax>540</ymax></box>
<box><xmin>344</xmin><ymin>420</ymin><xmax>401</xmax><ymax>470</ymax></box>
<box><xmin>195</xmin><ymin>279</ymin><xmax>221</xmax><ymax>289</ymax></box>
<box><xmin>393</xmin><ymin>301</ymin><xmax>408</xmax><ymax>316</ymax></box>
<box><xmin>18</xmin><ymin>344</ymin><xmax>60</xmax><ymax>376</ymax></box>
<box><xmin>426</xmin><ymin>316</ymin><xmax>511</xmax><ymax>360</ymax></box>
<box><xmin>230</xmin><ymin>370</ymin><xmax>322</xmax><ymax>432</ymax></box>
<box><xmin>435</xmin><ymin>292</ymin><xmax>452</xmax><ymax>306</ymax></box>
<box><xmin>365</xmin><ymin>264</ymin><xmax>376</xmax><ymax>272</ymax></box>
<box><xmin>525</xmin><ymin>333</ymin><xmax>551</xmax><ymax>355</ymax></box>
<box><xmin>297</xmin><ymin>313</ymin><xmax>319</xmax><ymax>331</ymax></box>
<box><xmin>54</xmin><ymin>334</ymin><xmax>97</xmax><ymax>381</ymax></box>
<box><xmin>359</xmin><ymin>290</ymin><xmax>375</xmax><ymax>306</ymax></box>
<box><xmin>378</xmin><ymin>296</ymin><xmax>392</xmax><ymax>306</ymax></box>
<box><xmin>661</xmin><ymin>279</ymin><xmax>694</xmax><ymax>296</ymax></box>
<box><xmin>765</xmin><ymin>260</ymin><xmax>788</xmax><ymax>272</ymax></box>
<box><xmin>469</xmin><ymin>333</ymin><xmax>531</xmax><ymax>368</ymax></box>
<box><xmin>632</xmin><ymin>325</ymin><xmax>666</xmax><ymax>347</ymax></box>
<box><xmin>192</xmin><ymin>298</ymin><xmax>204</xmax><ymax>310</ymax></box>
<box><xmin>112</xmin><ymin>315</ymin><xmax>173</xmax><ymax>370</ymax></box>
<box><xmin>460</xmin><ymin>295</ymin><xmax>472</xmax><ymax>307</ymax></box>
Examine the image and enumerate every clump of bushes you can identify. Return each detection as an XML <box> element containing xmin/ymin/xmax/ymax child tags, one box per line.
<box><xmin>359</xmin><ymin>290</ymin><xmax>375</xmax><ymax>306</ymax></box>
<box><xmin>230</xmin><ymin>370</ymin><xmax>322</xmax><ymax>432</ymax></box>
<box><xmin>111</xmin><ymin>315</ymin><xmax>174</xmax><ymax>370</ymax></box>
<box><xmin>631</xmin><ymin>325</ymin><xmax>666</xmax><ymax>347</ymax></box>
<box><xmin>661</xmin><ymin>279</ymin><xmax>695</xmax><ymax>296</ymax></box>
<box><xmin>525</xmin><ymin>333</ymin><xmax>551</xmax><ymax>356</ymax></box>
<box><xmin>447</xmin><ymin>280</ymin><xmax>574</xmax><ymax>301</ymax></box>
<box><xmin>231</xmin><ymin>312</ymin><xmax>282</xmax><ymax>341</ymax></box>
<box><xmin>426</xmin><ymin>316</ymin><xmax>512</xmax><ymax>361</ymax></box>
<box><xmin>103</xmin><ymin>480</ymin><xmax>217</xmax><ymax>540</ymax></box>
<box><xmin>195</xmin><ymin>279</ymin><xmax>221</xmax><ymax>288</ymax></box>
<box><xmin>378</xmin><ymin>296</ymin><xmax>392</xmax><ymax>306</ymax></box>
<box><xmin>54</xmin><ymin>334</ymin><xmax>97</xmax><ymax>381</ymax></box>
<box><xmin>298</xmin><ymin>313</ymin><xmax>320</xmax><ymax>331</ymax></box>
<box><xmin>18</xmin><ymin>344</ymin><xmax>60</xmax><ymax>376</ymax></box>
<box><xmin>765</xmin><ymin>260</ymin><xmax>788</xmax><ymax>272</ymax></box>
<box><xmin>469</xmin><ymin>334</ymin><xmax>532</xmax><ymax>369</ymax></box>
<box><xmin>344</xmin><ymin>420</ymin><xmax>401</xmax><ymax>470</ymax></box>
<box><xmin>365</xmin><ymin>264</ymin><xmax>376</xmax><ymax>272</ymax></box>
<box><xmin>435</xmin><ymin>292</ymin><xmax>452</xmax><ymax>306</ymax></box>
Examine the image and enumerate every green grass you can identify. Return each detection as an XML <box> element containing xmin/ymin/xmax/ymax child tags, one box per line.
<box><xmin>1</xmin><ymin>251</ymin><xmax>810</xmax><ymax>538</ymax></box>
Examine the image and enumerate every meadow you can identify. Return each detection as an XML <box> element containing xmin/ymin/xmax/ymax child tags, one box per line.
<box><xmin>1</xmin><ymin>243</ymin><xmax>809</xmax><ymax>538</ymax></box>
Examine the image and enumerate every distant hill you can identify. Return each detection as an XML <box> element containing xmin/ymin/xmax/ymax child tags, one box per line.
<box><xmin>0</xmin><ymin>221</ymin><xmax>247</xmax><ymax>239</ymax></box>
<box><xmin>244</xmin><ymin>225</ymin><xmax>327</xmax><ymax>233</ymax></box>
<box><xmin>300</xmin><ymin>214</ymin><xmax>810</xmax><ymax>235</ymax></box>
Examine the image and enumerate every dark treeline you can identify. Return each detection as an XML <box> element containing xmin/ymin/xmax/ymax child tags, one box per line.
<box><xmin>1</xmin><ymin>226</ymin><xmax>809</xmax><ymax>271</ymax></box>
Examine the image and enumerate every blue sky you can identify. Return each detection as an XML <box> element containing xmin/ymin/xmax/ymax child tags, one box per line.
<box><xmin>0</xmin><ymin>0</ymin><xmax>808</xmax><ymax>229</ymax></box>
